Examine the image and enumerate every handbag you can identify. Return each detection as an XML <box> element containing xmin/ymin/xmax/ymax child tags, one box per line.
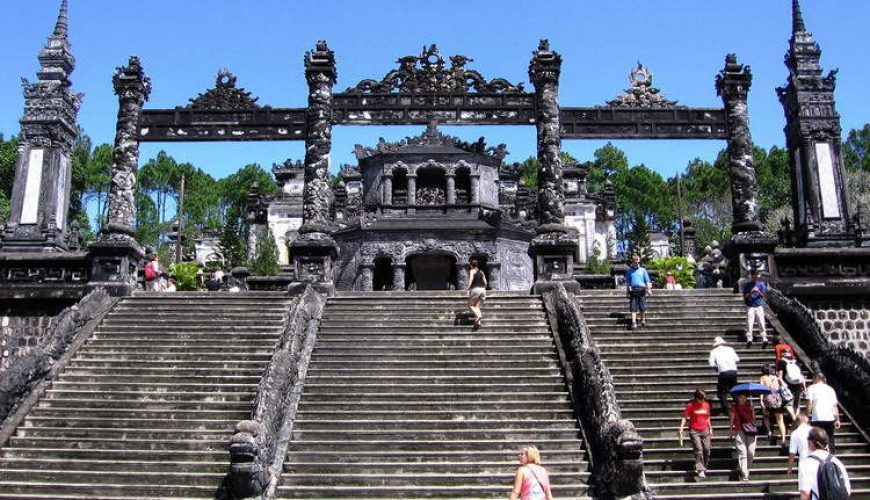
<box><xmin>779</xmin><ymin>386</ymin><xmax>794</xmax><ymax>403</ymax></box>
<box><xmin>741</xmin><ymin>421</ymin><xmax>758</xmax><ymax>436</ymax></box>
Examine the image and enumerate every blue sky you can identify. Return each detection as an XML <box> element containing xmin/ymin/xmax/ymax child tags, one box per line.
<box><xmin>1</xmin><ymin>1</ymin><xmax>868</xmax><ymax>181</ymax></box>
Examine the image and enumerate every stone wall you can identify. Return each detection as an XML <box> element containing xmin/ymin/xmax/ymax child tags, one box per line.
<box><xmin>800</xmin><ymin>297</ymin><xmax>870</xmax><ymax>358</ymax></box>
<box><xmin>0</xmin><ymin>301</ymin><xmax>71</xmax><ymax>373</ymax></box>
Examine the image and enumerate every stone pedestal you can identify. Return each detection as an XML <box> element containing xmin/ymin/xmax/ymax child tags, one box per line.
<box><xmin>289</xmin><ymin>233</ymin><xmax>338</xmax><ymax>287</ymax></box>
<box><xmin>724</xmin><ymin>231</ymin><xmax>778</xmax><ymax>287</ymax></box>
<box><xmin>86</xmin><ymin>238</ymin><xmax>145</xmax><ymax>297</ymax></box>
<box><xmin>530</xmin><ymin>228</ymin><xmax>579</xmax><ymax>283</ymax></box>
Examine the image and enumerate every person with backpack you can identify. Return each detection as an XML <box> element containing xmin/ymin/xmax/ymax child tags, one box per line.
<box><xmin>798</xmin><ymin>427</ymin><xmax>851</xmax><ymax>499</ymax></box>
<box><xmin>144</xmin><ymin>254</ymin><xmax>161</xmax><ymax>292</ymax></box>
<box><xmin>509</xmin><ymin>445</ymin><xmax>553</xmax><ymax>500</ymax></box>
<box><xmin>778</xmin><ymin>350</ymin><xmax>808</xmax><ymax>414</ymax></box>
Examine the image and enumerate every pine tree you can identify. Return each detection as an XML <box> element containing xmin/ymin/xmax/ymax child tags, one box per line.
<box><xmin>249</xmin><ymin>228</ymin><xmax>281</xmax><ymax>276</ymax></box>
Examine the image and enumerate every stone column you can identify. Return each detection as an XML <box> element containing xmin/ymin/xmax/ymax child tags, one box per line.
<box><xmin>470</xmin><ymin>175</ymin><xmax>480</xmax><ymax>204</ymax></box>
<box><xmin>358</xmin><ymin>262</ymin><xmax>374</xmax><ymax>291</ymax></box>
<box><xmin>527</xmin><ymin>40</ymin><xmax>578</xmax><ymax>286</ymax></box>
<box><xmin>446</xmin><ymin>174</ymin><xmax>456</xmax><ymax>205</ymax></box>
<box><xmin>392</xmin><ymin>263</ymin><xmax>406</xmax><ymax>291</ymax></box>
<box><xmin>407</xmin><ymin>175</ymin><xmax>417</xmax><ymax>206</ymax></box>
<box><xmin>87</xmin><ymin>56</ymin><xmax>151</xmax><ymax>296</ymax></box>
<box><xmin>456</xmin><ymin>263</ymin><xmax>469</xmax><ymax>290</ymax></box>
<box><xmin>383</xmin><ymin>174</ymin><xmax>393</xmax><ymax>205</ymax></box>
<box><xmin>487</xmin><ymin>261</ymin><xmax>501</xmax><ymax>290</ymax></box>
<box><xmin>716</xmin><ymin>54</ymin><xmax>762</xmax><ymax>234</ymax></box>
<box><xmin>289</xmin><ymin>41</ymin><xmax>339</xmax><ymax>290</ymax></box>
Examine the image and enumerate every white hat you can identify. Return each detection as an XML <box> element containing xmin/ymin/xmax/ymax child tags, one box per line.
<box><xmin>712</xmin><ymin>336</ymin><xmax>727</xmax><ymax>347</ymax></box>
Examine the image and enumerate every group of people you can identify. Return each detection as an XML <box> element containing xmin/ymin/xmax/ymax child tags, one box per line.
<box><xmin>693</xmin><ymin>331</ymin><xmax>851</xmax><ymax>496</ymax></box>
<box><xmin>143</xmin><ymin>254</ymin><xmax>234</xmax><ymax>292</ymax></box>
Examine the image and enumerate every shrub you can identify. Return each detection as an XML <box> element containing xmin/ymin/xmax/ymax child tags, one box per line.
<box><xmin>648</xmin><ymin>255</ymin><xmax>696</xmax><ymax>289</ymax></box>
<box><xmin>169</xmin><ymin>261</ymin><xmax>201</xmax><ymax>291</ymax></box>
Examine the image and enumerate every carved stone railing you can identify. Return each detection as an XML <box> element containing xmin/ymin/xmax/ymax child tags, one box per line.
<box><xmin>767</xmin><ymin>289</ymin><xmax>870</xmax><ymax>433</ymax></box>
<box><xmin>540</xmin><ymin>283</ymin><xmax>651</xmax><ymax>499</ymax></box>
<box><xmin>224</xmin><ymin>285</ymin><xmax>324</xmax><ymax>499</ymax></box>
<box><xmin>0</xmin><ymin>289</ymin><xmax>116</xmax><ymax>439</ymax></box>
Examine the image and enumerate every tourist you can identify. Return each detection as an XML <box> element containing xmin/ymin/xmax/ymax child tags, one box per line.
<box><xmin>467</xmin><ymin>258</ymin><xmax>487</xmax><ymax>328</ymax></box>
<box><xmin>163</xmin><ymin>276</ymin><xmax>177</xmax><ymax>293</ymax></box>
<box><xmin>206</xmin><ymin>271</ymin><xmax>224</xmax><ymax>292</ymax></box>
<box><xmin>806</xmin><ymin>372</ymin><xmax>840</xmax><ymax>454</ymax></box>
<box><xmin>773</xmin><ymin>335</ymin><xmax>794</xmax><ymax>364</ymax></box>
<box><xmin>788</xmin><ymin>411</ymin><xmax>812</xmax><ymax>476</ymax></box>
<box><xmin>509</xmin><ymin>445</ymin><xmax>553</xmax><ymax>500</ymax></box>
<box><xmin>664</xmin><ymin>271</ymin><xmax>679</xmax><ymax>290</ymax></box>
<box><xmin>709</xmin><ymin>336</ymin><xmax>740</xmax><ymax>415</ymax></box>
<box><xmin>759</xmin><ymin>364</ymin><xmax>788</xmax><ymax>444</ymax></box>
<box><xmin>777</xmin><ymin>349</ymin><xmax>806</xmax><ymax>414</ymax></box>
<box><xmin>730</xmin><ymin>392</ymin><xmax>758</xmax><ymax>481</ymax></box>
<box><xmin>742</xmin><ymin>269</ymin><xmax>768</xmax><ymax>348</ymax></box>
<box><xmin>798</xmin><ymin>427</ymin><xmax>851</xmax><ymax>499</ymax></box>
<box><xmin>144</xmin><ymin>254</ymin><xmax>161</xmax><ymax>292</ymax></box>
<box><xmin>625</xmin><ymin>255</ymin><xmax>652</xmax><ymax>330</ymax></box>
<box><xmin>678</xmin><ymin>389</ymin><xmax>713</xmax><ymax>478</ymax></box>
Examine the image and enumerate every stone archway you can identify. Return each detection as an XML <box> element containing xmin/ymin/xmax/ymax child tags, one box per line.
<box><xmin>406</xmin><ymin>253</ymin><xmax>457</xmax><ymax>290</ymax></box>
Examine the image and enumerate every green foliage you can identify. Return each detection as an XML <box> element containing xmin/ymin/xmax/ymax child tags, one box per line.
<box><xmin>584</xmin><ymin>246</ymin><xmax>611</xmax><ymax>275</ymax></box>
<box><xmin>169</xmin><ymin>261</ymin><xmax>200</xmax><ymax>291</ymax></box>
<box><xmin>249</xmin><ymin>228</ymin><xmax>281</xmax><ymax>276</ymax></box>
<box><xmin>217</xmin><ymin>216</ymin><xmax>248</xmax><ymax>270</ymax></box>
<box><xmin>0</xmin><ymin>135</ymin><xmax>18</xmax><ymax>223</ymax></box>
<box><xmin>625</xmin><ymin>213</ymin><xmax>655</xmax><ymax>262</ymax></box>
<box><xmin>587</xmin><ymin>142</ymin><xmax>628</xmax><ymax>193</ymax></box>
<box><xmin>754</xmin><ymin>146</ymin><xmax>791</xmax><ymax>225</ymax></box>
<box><xmin>844</xmin><ymin>124</ymin><xmax>870</xmax><ymax>213</ymax></box>
<box><xmin>519</xmin><ymin>156</ymin><xmax>537</xmax><ymax>189</ymax></box>
<box><xmin>647</xmin><ymin>256</ymin><xmax>697</xmax><ymax>289</ymax></box>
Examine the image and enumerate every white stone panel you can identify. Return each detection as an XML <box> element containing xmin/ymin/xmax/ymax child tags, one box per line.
<box><xmin>814</xmin><ymin>142</ymin><xmax>840</xmax><ymax>219</ymax></box>
<box><xmin>795</xmin><ymin>148</ymin><xmax>805</xmax><ymax>225</ymax></box>
<box><xmin>21</xmin><ymin>148</ymin><xmax>44</xmax><ymax>224</ymax></box>
<box><xmin>55</xmin><ymin>155</ymin><xmax>68</xmax><ymax>230</ymax></box>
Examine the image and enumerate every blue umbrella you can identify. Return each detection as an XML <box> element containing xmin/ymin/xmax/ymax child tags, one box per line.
<box><xmin>730</xmin><ymin>383</ymin><xmax>771</xmax><ymax>396</ymax></box>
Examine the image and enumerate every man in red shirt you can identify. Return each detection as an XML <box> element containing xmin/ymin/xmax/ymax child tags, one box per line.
<box><xmin>773</xmin><ymin>335</ymin><xmax>794</xmax><ymax>364</ymax></box>
<box><xmin>679</xmin><ymin>389</ymin><xmax>714</xmax><ymax>478</ymax></box>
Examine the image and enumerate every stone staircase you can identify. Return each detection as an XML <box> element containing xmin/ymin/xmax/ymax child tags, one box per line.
<box><xmin>576</xmin><ymin>288</ymin><xmax>870</xmax><ymax>499</ymax></box>
<box><xmin>0</xmin><ymin>292</ymin><xmax>290</xmax><ymax>499</ymax></box>
<box><xmin>276</xmin><ymin>291</ymin><xmax>590</xmax><ymax>499</ymax></box>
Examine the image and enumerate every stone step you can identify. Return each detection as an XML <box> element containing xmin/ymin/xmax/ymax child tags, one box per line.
<box><xmin>643</xmin><ymin>452</ymin><xmax>870</xmax><ymax>469</ymax></box>
<box><xmin>0</xmin><ymin>457</ymin><xmax>227</xmax><ymax>473</ymax></box>
<box><xmin>63</xmin><ymin>358</ymin><xmax>269</xmax><ymax>368</ymax></box>
<box><xmin>15</xmin><ymin>427</ymin><xmax>233</xmax><ymax>440</ymax></box>
<box><xmin>302</xmin><ymin>383</ymin><xmax>566</xmax><ymax>395</ymax></box>
<box><xmin>296</xmin><ymin>400</ymin><xmax>572</xmax><ymax>412</ymax></box>
<box><xmin>283</xmin><ymin>449</ymin><xmax>587</xmax><ymax>463</ymax></box>
<box><xmin>295</xmin><ymin>408</ymin><xmax>575</xmax><ymax>420</ymax></box>
<box><xmin>293</xmin><ymin>418</ymin><xmax>578</xmax><ymax>431</ymax></box>
<box><xmin>6</xmin><ymin>435</ymin><xmax>227</xmax><ymax>451</ymax></box>
<box><xmin>95</xmin><ymin>325</ymin><xmax>282</xmax><ymax>333</ymax></box>
<box><xmin>273</xmin><ymin>483</ymin><xmax>589</xmax><ymax>499</ymax></box>
<box><xmin>57</xmin><ymin>374</ymin><xmax>262</xmax><ymax>384</ymax></box>
<box><xmin>63</xmin><ymin>364</ymin><xmax>265</xmax><ymax>375</ymax></box>
<box><xmin>304</xmin><ymin>352</ymin><xmax>559</xmax><ymax>363</ymax></box>
<box><xmin>81</xmin><ymin>338</ymin><xmax>277</xmax><ymax>348</ymax></box>
<box><xmin>287</xmin><ymin>438</ymin><xmax>587</xmax><ymax>453</ymax></box>
<box><xmin>278</xmin><ymin>470</ymin><xmax>588</xmax><ymax>487</ymax></box>
<box><xmin>649</xmin><ymin>477</ymin><xmax>870</xmax><ymax>496</ymax></box>
<box><xmin>21</xmin><ymin>416</ymin><xmax>237</xmax><ymax>432</ymax></box>
<box><xmin>307</xmin><ymin>359</ymin><xmax>559</xmax><ymax>370</ymax></box>
<box><xmin>317</xmin><ymin>325</ymin><xmax>549</xmax><ymax>333</ymax></box>
<box><xmin>28</xmin><ymin>407</ymin><xmax>249</xmax><ymax>420</ymax></box>
<box><xmin>68</xmin><ymin>350</ymin><xmax>273</xmax><ymax>361</ymax></box>
<box><xmin>282</xmin><ymin>460</ymin><xmax>587</xmax><ymax>474</ymax></box>
<box><xmin>36</xmin><ymin>397</ymin><xmax>251</xmax><ymax>411</ymax></box>
<box><xmin>305</xmin><ymin>375</ymin><xmax>562</xmax><ymax>385</ymax></box>
<box><xmin>322</xmin><ymin>310</ymin><xmax>548</xmax><ymax>319</ymax></box>
<box><xmin>312</xmin><ymin>340</ymin><xmax>554</xmax><ymax>349</ymax></box>
<box><xmin>0</xmin><ymin>480</ymin><xmax>221</xmax><ymax>498</ymax></box>
<box><xmin>313</xmin><ymin>334</ymin><xmax>553</xmax><ymax>343</ymax></box>
<box><xmin>43</xmin><ymin>389</ymin><xmax>255</xmax><ymax>402</ymax></box>
<box><xmin>0</xmin><ymin>447</ymin><xmax>226</xmax><ymax>462</ymax></box>
<box><xmin>306</xmin><ymin>367</ymin><xmax>561</xmax><ymax>377</ymax></box>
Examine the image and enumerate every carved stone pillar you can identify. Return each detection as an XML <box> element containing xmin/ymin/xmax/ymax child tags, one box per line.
<box><xmin>2</xmin><ymin>1</ymin><xmax>82</xmax><ymax>252</ymax></box>
<box><xmin>470</xmin><ymin>175</ymin><xmax>479</xmax><ymax>204</ymax></box>
<box><xmin>446</xmin><ymin>174</ymin><xmax>456</xmax><ymax>205</ymax></box>
<box><xmin>87</xmin><ymin>56</ymin><xmax>151</xmax><ymax>296</ymax></box>
<box><xmin>487</xmin><ymin>261</ymin><xmax>501</xmax><ymax>290</ymax></box>
<box><xmin>456</xmin><ymin>263</ymin><xmax>470</xmax><ymax>290</ymax></box>
<box><xmin>407</xmin><ymin>175</ymin><xmax>417</xmax><ymax>206</ymax></box>
<box><xmin>383</xmin><ymin>174</ymin><xmax>393</xmax><ymax>205</ymax></box>
<box><xmin>528</xmin><ymin>40</ymin><xmax>578</xmax><ymax>286</ymax></box>
<box><xmin>290</xmin><ymin>41</ymin><xmax>338</xmax><ymax>289</ymax></box>
<box><xmin>716</xmin><ymin>54</ymin><xmax>762</xmax><ymax>234</ymax></box>
<box><xmin>358</xmin><ymin>262</ymin><xmax>374</xmax><ymax>291</ymax></box>
<box><xmin>392</xmin><ymin>263</ymin><xmax>406</xmax><ymax>291</ymax></box>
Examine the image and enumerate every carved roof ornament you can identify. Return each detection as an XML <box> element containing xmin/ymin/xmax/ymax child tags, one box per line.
<box><xmin>186</xmin><ymin>69</ymin><xmax>261</xmax><ymax>110</ymax></box>
<box><xmin>353</xmin><ymin>122</ymin><xmax>509</xmax><ymax>159</ymax></box>
<box><xmin>345</xmin><ymin>44</ymin><xmax>525</xmax><ymax>94</ymax></box>
<box><xmin>605</xmin><ymin>61</ymin><xmax>680</xmax><ymax>109</ymax></box>
<box><xmin>271</xmin><ymin>159</ymin><xmax>303</xmax><ymax>175</ymax></box>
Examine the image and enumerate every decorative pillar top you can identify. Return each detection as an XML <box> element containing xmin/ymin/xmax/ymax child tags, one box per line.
<box><xmin>305</xmin><ymin>40</ymin><xmax>337</xmax><ymax>85</ymax></box>
<box><xmin>113</xmin><ymin>56</ymin><xmax>151</xmax><ymax>102</ymax></box>
<box><xmin>528</xmin><ymin>39</ymin><xmax>562</xmax><ymax>87</ymax></box>
<box><xmin>715</xmin><ymin>54</ymin><xmax>752</xmax><ymax>102</ymax></box>
<box><xmin>792</xmin><ymin>0</ymin><xmax>806</xmax><ymax>33</ymax></box>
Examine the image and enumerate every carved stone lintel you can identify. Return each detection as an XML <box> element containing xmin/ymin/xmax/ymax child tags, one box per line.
<box><xmin>105</xmin><ymin>56</ymin><xmax>150</xmax><ymax>239</ymax></box>
<box><xmin>716</xmin><ymin>54</ymin><xmax>761</xmax><ymax>233</ymax></box>
<box><xmin>187</xmin><ymin>69</ymin><xmax>261</xmax><ymax>110</ymax></box>
<box><xmin>345</xmin><ymin>44</ymin><xmax>524</xmax><ymax>94</ymax></box>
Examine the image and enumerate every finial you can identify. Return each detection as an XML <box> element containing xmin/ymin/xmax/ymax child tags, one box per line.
<box><xmin>54</xmin><ymin>0</ymin><xmax>69</xmax><ymax>38</ymax></box>
<box><xmin>792</xmin><ymin>0</ymin><xmax>806</xmax><ymax>34</ymax></box>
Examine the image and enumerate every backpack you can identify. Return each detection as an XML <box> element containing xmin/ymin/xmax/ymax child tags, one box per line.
<box><xmin>810</xmin><ymin>454</ymin><xmax>850</xmax><ymax>500</ymax></box>
<box><xmin>784</xmin><ymin>358</ymin><xmax>804</xmax><ymax>385</ymax></box>
<box><xmin>144</xmin><ymin>261</ymin><xmax>157</xmax><ymax>281</ymax></box>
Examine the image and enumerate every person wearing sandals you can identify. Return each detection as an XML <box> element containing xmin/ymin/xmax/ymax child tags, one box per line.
<box><xmin>510</xmin><ymin>445</ymin><xmax>554</xmax><ymax>500</ymax></box>
<box><xmin>730</xmin><ymin>393</ymin><xmax>758</xmax><ymax>481</ymax></box>
<box><xmin>679</xmin><ymin>389</ymin><xmax>714</xmax><ymax>478</ymax></box>
<box><xmin>759</xmin><ymin>364</ymin><xmax>790</xmax><ymax>445</ymax></box>
<box><xmin>467</xmin><ymin>258</ymin><xmax>487</xmax><ymax>328</ymax></box>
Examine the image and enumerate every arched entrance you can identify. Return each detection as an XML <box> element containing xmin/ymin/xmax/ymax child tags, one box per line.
<box><xmin>372</xmin><ymin>256</ymin><xmax>394</xmax><ymax>291</ymax></box>
<box><xmin>406</xmin><ymin>253</ymin><xmax>457</xmax><ymax>290</ymax></box>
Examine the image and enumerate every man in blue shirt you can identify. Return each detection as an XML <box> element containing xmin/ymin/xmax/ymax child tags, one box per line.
<box><xmin>625</xmin><ymin>255</ymin><xmax>652</xmax><ymax>330</ymax></box>
<box><xmin>742</xmin><ymin>269</ymin><xmax>768</xmax><ymax>348</ymax></box>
